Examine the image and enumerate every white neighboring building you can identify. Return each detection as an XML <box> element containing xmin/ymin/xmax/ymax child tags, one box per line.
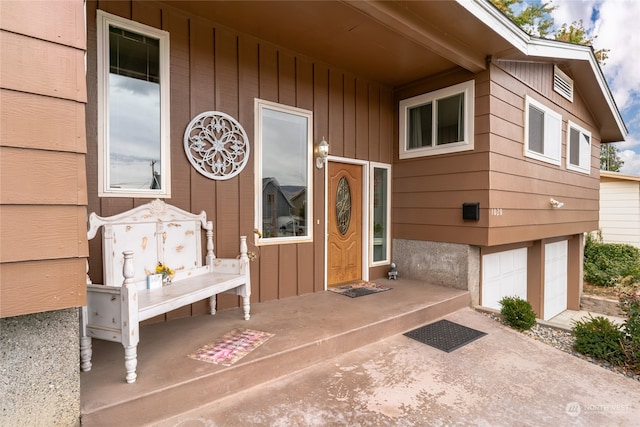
<box><xmin>599</xmin><ymin>171</ymin><xmax>640</xmax><ymax>248</ymax></box>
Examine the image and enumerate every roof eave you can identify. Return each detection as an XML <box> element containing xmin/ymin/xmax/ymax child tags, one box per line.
<box><xmin>527</xmin><ymin>39</ymin><xmax>627</xmax><ymax>142</ymax></box>
<box><xmin>600</xmin><ymin>171</ymin><xmax>640</xmax><ymax>181</ymax></box>
<box><xmin>457</xmin><ymin>0</ymin><xmax>627</xmax><ymax>143</ymax></box>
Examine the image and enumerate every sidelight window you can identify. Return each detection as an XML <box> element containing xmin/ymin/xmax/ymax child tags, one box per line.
<box><xmin>370</xmin><ymin>163</ymin><xmax>391</xmax><ymax>265</ymax></box>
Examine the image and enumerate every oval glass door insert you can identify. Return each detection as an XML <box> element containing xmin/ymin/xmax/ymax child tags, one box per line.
<box><xmin>335</xmin><ymin>176</ymin><xmax>352</xmax><ymax>235</ymax></box>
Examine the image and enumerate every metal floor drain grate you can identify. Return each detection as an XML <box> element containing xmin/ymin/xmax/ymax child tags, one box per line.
<box><xmin>404</xmin><ymin>319</ymin><xmax>487</xmax><ymax>353</ymax></box>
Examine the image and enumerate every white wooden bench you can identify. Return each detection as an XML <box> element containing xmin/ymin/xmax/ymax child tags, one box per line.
<box><xmin>79</xmin><ymin>199</ymin><xmax>251</xmax><ymax>383</ymax></box>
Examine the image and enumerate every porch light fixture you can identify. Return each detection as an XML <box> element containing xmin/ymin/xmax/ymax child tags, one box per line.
<box><xmin>549</xmin><ymin>198</ymin><xmax>564</xmax><ymax>209</ymax></box>
<box><xmin>316</xmin><ymin>137</ymin><xmax>329</xmax><ymax>169</ymax></box>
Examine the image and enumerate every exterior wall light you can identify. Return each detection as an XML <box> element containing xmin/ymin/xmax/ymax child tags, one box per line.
<box><xmin>316</xmin><ymin>137</ymin><xmax>329</xmax><ymax>169</ymax></box>
<box><xmin>550</xmin><ymin>198</ymin><xmax>564</xmax><ymax>208</ymax></box>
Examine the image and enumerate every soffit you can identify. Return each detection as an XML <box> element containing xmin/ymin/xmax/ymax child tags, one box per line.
<box><xmin>160</xmin><ymin>1</ymin><xmax>624</xmax><ymax>142</ymax></box>
<box><xmin>161</xmin><ymin>0</ymin><xmax>511</xmax><ymax>87</ymax></box>
<box><xmin>565</xmin><ymin>60</ymin><xmax>625</xmax><ymax>143</ymax></box>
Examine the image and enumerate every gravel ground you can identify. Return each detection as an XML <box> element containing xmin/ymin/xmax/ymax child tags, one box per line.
<box><xmin>481</xmin><ymin>311</ymin><xmax>640</xmax><ymax>382</ymax></box>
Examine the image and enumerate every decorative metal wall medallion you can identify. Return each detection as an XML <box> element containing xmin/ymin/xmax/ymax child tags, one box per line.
<box><xmin>335</xmin><ymin>176</ymin><xmax>352</xmax><ymax>235</ymax></box>
<box><xmin>183</xmin><ymin>111</ymin><xmax>250</xmax><ymax>180</ymax></box>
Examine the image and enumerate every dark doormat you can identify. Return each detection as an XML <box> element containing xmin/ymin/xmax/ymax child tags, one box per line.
<box><xmin>328</xmin><ymin>282</ymin><xmax>391</xmax><ymax>298</ymax></box>
<box><xmin>404</xmin><ymin>319</ymin><xmax>487</xmax><ymax>353</ymax></box>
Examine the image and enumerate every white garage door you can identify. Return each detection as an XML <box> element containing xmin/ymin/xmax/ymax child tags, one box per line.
<box><xmin>543</xmin><ymin>240</ymin><xmax>568</xmax><ymax>320</ymax></box>
<box><xmin>482</xmin><ymin>248</ymin><xmax>528</xmax><ymax>310</ymax></box>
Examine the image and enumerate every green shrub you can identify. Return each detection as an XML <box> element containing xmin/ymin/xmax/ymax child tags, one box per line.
<box><xmin>572</xmin><ymin>315</ymin><xmax>625</xmax><ymax>364</ymax></box>
<box><xmin>583</xmin><ymin>236</ymin><xmax>640</xmax><ymax>287</ymax></box>
<box><xmin>499</xmin><ymin>296</ymin><xmax>537</xmax><ymax>331</ymax></box>
<box><xmin>617</xmin><ymin>280</ymin><xmax>640</xmax><ymax>370</ymax></box>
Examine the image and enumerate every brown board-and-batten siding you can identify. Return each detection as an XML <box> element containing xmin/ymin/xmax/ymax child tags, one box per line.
<box><xmin>85</xmin><ymin>0</ymin><xmax>393</xmax><ymax>322</ymax></box>
<box><xmin>0</xmin><ymin>0</ymin><xmax>88</xmax><ymax>318</ymax></box>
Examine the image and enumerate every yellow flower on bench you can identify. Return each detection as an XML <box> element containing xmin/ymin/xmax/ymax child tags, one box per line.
<box><xmin>155</xmin><ymin>263</ymin><xmax>175</xmax><ymax>285</ymax></box>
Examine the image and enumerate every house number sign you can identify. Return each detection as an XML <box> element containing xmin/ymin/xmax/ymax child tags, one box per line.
<box><xmin>336</xmin><ymin>176</ymin><xmax>352</xmax><ymax>235</ymax></box>
<box><xmin>183</xmin><ymin>111</ymin><xmax>250</xmax><ymax>180</ymax></box>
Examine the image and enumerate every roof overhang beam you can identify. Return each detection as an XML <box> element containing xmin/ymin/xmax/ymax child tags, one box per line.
<box><xmin>341</xmin><ymin>0</ymin><xmax>487</xmax><ymax>73</ymax></box>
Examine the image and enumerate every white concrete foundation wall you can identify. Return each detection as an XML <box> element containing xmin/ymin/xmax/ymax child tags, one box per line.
<box><xmin>0</xmin><ymin>308</ymin><xmax>80</xmax><ymax>426</ymax></box>
<box><xmin>392</xmin><ymin>239</ymin><xmax>480</xmax><ymax>306</ymax></box>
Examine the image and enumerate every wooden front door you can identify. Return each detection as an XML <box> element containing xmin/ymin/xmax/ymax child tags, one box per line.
<box><xmin>328</xmin><ymin>162</ymin><xmax>362</xmax><ymax>286</ymax></box>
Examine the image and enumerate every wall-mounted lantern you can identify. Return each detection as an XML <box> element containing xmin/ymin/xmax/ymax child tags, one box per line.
<box><xmin>315</xmin><ymin>137</ymin><xmax>329</xmax><ymax>169</ymax></box>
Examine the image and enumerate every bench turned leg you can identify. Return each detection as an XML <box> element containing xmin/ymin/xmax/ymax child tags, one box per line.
<box><xmin>123</xmin><ymin>345</ymin><xmax>138</xmax><ymax>384</ymax></box>
<box><xmin>242</xmin><ymin>295</ymin><xmax>251</xmax><ymax>320</ymax></box>
<box><xmin>209</xmin><ymin>295</ymin><xmax>216</xmax><ymax>315</ymax></box>
<box><xmin>80</xmin><ymin>336</ymin><xmax>92</xmax><ymax>372</ymax></box>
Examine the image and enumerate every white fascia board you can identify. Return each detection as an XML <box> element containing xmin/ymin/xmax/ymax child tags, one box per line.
<box><xmin>526</xmin><ymin>38</ymin><xmax>591</xmax><ymax>60</ymax></box>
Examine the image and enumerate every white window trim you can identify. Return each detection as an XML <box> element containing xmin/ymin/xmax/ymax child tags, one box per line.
<box><xmin>566</xmin><ymin>120</ymin><xmax>592</xmax><ymax>174</ymax></box>
<box><xmin>399</xmin><ymin>80</ymin><xmax>475</xmax><ymax>159</ymax></box>
<box><xmin>369</xmin><ymin>162</ymin><xmax>391</xmax><ymax>267</ymax></box>
<box><xmin>524</xmin><ymin>96</ymin><xmax>562</xmax><ymax>166</ymax></box>
<box><xmin>254</xmin><ymin>98</ymin><xmax>313</xmax><ymax>246</ymax></box>
<box><xmin>97</xmin><ymin>11</ymin><xmax>171</xmax><ymax>198</ymax></box>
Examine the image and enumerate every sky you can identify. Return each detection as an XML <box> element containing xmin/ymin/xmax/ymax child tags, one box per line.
<box><xmin>110</xmin><ymin>74</ymin><xmax>161</xmax><ymax>189</ymax></box>
<box><xmin>550</xmin><ymin>0</ymin><xmax>640</xmax><ymax>176</ymax></box>
<box><xmin>262</xmin><ymin>108</ymin><xmax>308</xmax><ymax>186</ymax></box>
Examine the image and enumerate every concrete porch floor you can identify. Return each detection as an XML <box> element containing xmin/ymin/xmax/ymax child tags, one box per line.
<box><xmin>158</xmin><ymin>308</ymin><xmax>640</xmax><ymax>427</ymax></box>
<box><xmin>80</xmin><ymin>279</ymin><xmax>469</xmax><ymax>426</ymax></box>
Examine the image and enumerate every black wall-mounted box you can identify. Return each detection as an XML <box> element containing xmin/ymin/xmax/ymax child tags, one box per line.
<box><xmin>462</xmin><ymin>202</ymin><xmax>480</xmax><ymax>221</ymax></box>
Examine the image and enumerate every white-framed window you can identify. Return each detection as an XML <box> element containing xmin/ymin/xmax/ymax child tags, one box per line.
<box><xmin>370</xmin><ymin>163</ymin><xmax>391</xmax><ymax>266</ymax></box>
<box><xmin>399</xmin><ymin>80</ymin><xmax>475</xmax><ymax>159</ymax></box>
<box><xmin>97</xmin><ymin>11</ymin><xmax>171</xmax><ymax>197</ymax></box>
<box><xmin>254</xmin><ymin>99</ymin><xmax>313</xmax><ymax>244</ymax></box>
<box><xmin>524</xmin><ymin>96</ymin><xmax>562</xmax><ymax>166</ymax></box>
<box><xmin>566</xmin><ymin>120</ymin><xmax>591</xmax><ymax>174</ymax></box>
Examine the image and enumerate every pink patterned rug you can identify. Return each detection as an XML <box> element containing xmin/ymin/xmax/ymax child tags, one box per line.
<box><xmin>188</xmin><ymin>328</ymin><xmax>274</xmax><ymax>366</ymax></box>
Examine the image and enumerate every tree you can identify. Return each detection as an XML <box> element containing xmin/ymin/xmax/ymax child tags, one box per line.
<box><xmin>555</xmin><ymin>20</ymin><xmax>610</xmax><ymax>64</ymax></box>
<box><xmin>600</xmin><ymin>144</ymin><xmax>624</xmax><ymax>172</ymax></box>
<box><xmin>491</xmin><ymin>0</ymin><xmax>556</xmax><ymax>36</ymax></box>
<box><xmin>492</xmin><ymin>0</ymin><xmax>618</xmax><ymax>172</ymax></box>
<box><xmin>491</xmin><ymin>0</ymin><xmax>608</xmax><ymax>64</ymax></box>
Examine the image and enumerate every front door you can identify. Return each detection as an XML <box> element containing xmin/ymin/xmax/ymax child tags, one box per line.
<box><xmin>327</xmin><ymin>162</ymin><xmax>362</xmax><ymax>286</ymax></box>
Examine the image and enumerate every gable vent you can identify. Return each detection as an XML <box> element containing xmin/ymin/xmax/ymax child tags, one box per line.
<box><xmin>554</xmin><ymin>65</ymin><xmax>574</xmax><ymax>102</ymax></box>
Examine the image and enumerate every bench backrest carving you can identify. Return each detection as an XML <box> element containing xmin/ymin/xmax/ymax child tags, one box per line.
<box><xmin>88</xmin><ymin>200</ymin><xmax>210</xmax><ymax>287</ymax></box>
